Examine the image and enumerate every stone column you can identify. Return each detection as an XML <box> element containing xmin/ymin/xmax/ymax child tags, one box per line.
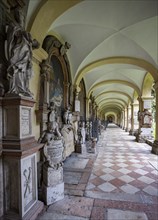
<box><xmin>133</xmin><ymin>103</ymin><xmax>139</xmax><ymax>130</ymax></box>
<box><xmin>86</xmin><ymin>97</ymin><xmax>89</xmax><ymax>119</ymax></box>
<box><xmin>122</xmin><ymin>110</ymin><xmax>125</xmax><ymax>129</ymax></box>
<box><xmin>39</xmin><ymin>60</ymin><xmax>52</xmax><ymax>108</ymax></box>
<box><xmin>152</xmin><ymin>81</ymin><xmax>158</xmax><ymax>154</ymax></box>
<box><xmin>120</xmin><ymin>111</ymin><xmax>123</xmax><ymax>128</ymax></box>
<box><xmin>118</xmin><ymin>113</ymin><xmax>121</xmax><ymax>127</ymax></box>
<box><xmin>2</xmin><ymin>97</ymin><xmax>43</xmax><ymax>219</ymax></box>
<box><xmin>38</xmin><ymin>60</ymin><xmax>52</xmax><ymax>134</ymax></box>
<box><xmin>125</xmin><ymin>106</ymin><xmax>129</xmax><ymax>132</ymax></box>
<box><xmin>138</xmin><ymin>96</ymin><xmax>143</xmax><ymax>114</ymax></box>
<box><xmin>129</xmin><ymin>102</ymin><xmax>134</xmax><ymax>135</ymax></box>
<box><xmin>135</xmin><ymin>96</ymin><xmax>143</xmax><ymax>142</ymax></box>
<box><xmin>64</xmin><ymin>82</ymin><xmax>70</xmax><ymax>108</ymax></box>
<box><xmin>95</xmin><ymin>104</ymin><xmax>98</xmax><ymax>119</ymax></box>
<box><xmin>74</xmin><ymin>86</ymin><xmax>81</xmax><ymax>112</ymax></box>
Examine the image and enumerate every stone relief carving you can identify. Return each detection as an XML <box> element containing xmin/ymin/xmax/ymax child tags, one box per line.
<box><xmin>138</xmin><ymin>109</ymin><xmax>153</xmax><ymax>128</ymax></box>
<box><xmin>5</xmin><ymin>6</ymin><xmax>39</xmax><ymax>97</ymax></box>
<box><xmin>23</xmin><ymin>167</ymin><xmax>32</xmax><ymax>199</ymax></box>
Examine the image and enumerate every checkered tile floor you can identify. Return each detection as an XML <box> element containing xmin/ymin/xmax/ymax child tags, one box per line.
<box><xmin>86</xmin><ymin>124</ymin><xmax>158</xmax><ymax>197</ymax></box>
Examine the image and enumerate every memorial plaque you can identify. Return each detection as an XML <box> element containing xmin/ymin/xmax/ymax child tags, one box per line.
<box><xmin>144</xmin><ymin>100</ymin><xmax>152</xmax><ymax>109</ymax></box>
<box><xmin>21</xmin><ymin>107</ymin><xmax>31</xmax><ymax>137</ymax></box>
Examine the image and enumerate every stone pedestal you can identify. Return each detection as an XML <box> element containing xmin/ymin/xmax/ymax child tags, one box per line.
<box><xmin>136</xmin><ymin>127</ymin><xmax>153</xmax><ymax>143</ymax></box>
<box><xmin>2</xmin><ymin>96</ymin><xmax>44</xmax><ymax>219</ymax></box>
<box><xmin>75</xmin><ymin>143</ymin><xmax>82</xmax><ymax>153</ymax></box>
<box><xmin>129</xmin><ymin>129</ymin><xmax>134</xmax><ymax>135</ymax></box>
<box><xmin>152</xmin><ymin>140</ymin><xmax>158</xmax><ymax>155</ymax></box>
<box><xmin>87</xmin><ymin>138</ymin><xmax>97</xmax><ymax>153</ymax></box>
<box><xmin>42</xmin><ymin>165</ymin><xmax>64</xmax><ymax>205</ymax></box>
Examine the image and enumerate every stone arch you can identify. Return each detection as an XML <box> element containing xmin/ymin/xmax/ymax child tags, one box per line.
<box><xmin>98</xmin><ymin>98</ymin><xmax>128</xmax><ymax>108</ymax></box>
<box><xmin>75</xmin><ymin>57</ymin><xmax>158</xmax><ymax>86</ymax></box>
<box><xmin>95</xmin><ymin>91</ymin><xmax>133</xmax><ymax>103</ymax></box>
<box><xmin>142</xmin><ymin>73</ymin><xmax>154</xmax><ymax>97</ymax></box>
<box><xmin>42</xmin><ymin>35</ymin><xmax>72</xmax><ymax>109</ymax></box>
<box><xmin>29</xmin><ymin>0</ymin><xmax>81</xmax><ymax>44</ymax></box>
<box><xmin>88</xmin><ymin>80</ymin><xmax>141</xmax><ymax>98</ymax></box>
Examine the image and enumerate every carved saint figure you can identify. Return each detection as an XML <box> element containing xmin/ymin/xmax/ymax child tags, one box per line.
<box><xmin>5</xmin><ymin>7</ymin><xmax>39</xmax><ymax>97</ymax></box>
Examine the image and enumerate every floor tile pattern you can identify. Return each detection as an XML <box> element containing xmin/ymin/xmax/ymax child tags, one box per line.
<box><xmin>86</xmin><ymin>126</ymin><xmax>158</xmax><ymax>199</ymax></box>
<box><xmin>37</xmin><ymin>124</ymin><xmax>158</xmax><ymax>220</ymax></box>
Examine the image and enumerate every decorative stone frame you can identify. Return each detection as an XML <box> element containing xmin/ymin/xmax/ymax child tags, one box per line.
<box><xmin>38</xmin><ymin>35</ymin><xmax>72</xmax><ymax>134</ymax></box>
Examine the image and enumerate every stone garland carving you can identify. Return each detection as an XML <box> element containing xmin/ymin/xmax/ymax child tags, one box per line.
<box><xmin>5</xmin><ymin>6</ymin><xmax>39</xmax><ymax>97</ymax></box>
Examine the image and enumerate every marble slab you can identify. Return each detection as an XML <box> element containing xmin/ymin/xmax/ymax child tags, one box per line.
<box><xmin>107</xmin><ymin>209</ymin><xmax>148</xmax><ymax>220</ymax></box>
<box><xmin>64</xmin><ymin>157</ymin><xmax>88</xmax><ymax>169</ymax></box>
<box><xmin>64</xmin><ymin>172</ymin><xmax>82</xmax><ymax>184</ymax></box>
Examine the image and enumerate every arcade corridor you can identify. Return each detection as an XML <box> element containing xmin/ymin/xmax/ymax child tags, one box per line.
<box><xmin>37</xmin><ymin>124</ymin><xmax>158</xmax><ymax>220</ymax></box>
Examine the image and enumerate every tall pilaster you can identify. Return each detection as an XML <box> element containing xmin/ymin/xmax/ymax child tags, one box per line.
<box><xmin>64</xmin><ymin>82</ymin><xmax>70</xmax><ymax>108</ymax></box>
<box><xmin>133</xmin><ymin>103</ymin><xmax>139</xmax><ymax>130</ymax></box>
<box><xmin>136</xmin><ymin>96</ymin><xmax>143</xmax><ymax>142</ymax></box>
<box><xmin>86</xmin><ymin>97</ymin><xmax>89</xmax><ymax>119</ymax></box>
<box><xmin>137</xmin><ymin>96</ymin><xmax>143</xmax><ymax>130</ymax></box>
<box><xmin>123</xmin><ymin>109</ymin><xmax>126</xmax><ymax>129</ymax></box>
<box><xmin>129</xmin><ymin>102</ymin><xmax>134</xmax><ymax>135</ymax></box>
<box><xmin>152</xmin><ymin>81</ymin><xmax>158</xmax><ymax>154</ymax></box>
<box><xmin>125</xmin><ymin>106</ymin><xmax>129</xmax><ymax>131</ymax></box>
<box><xmin>74</xmin><ymin>86</ymin><xmax>81</xmax><ymax>112</ymax></box>
<box><xmin>138</xmin><ymin>96</ymin><xmax>143</xmax><ymax>113</ymax></box>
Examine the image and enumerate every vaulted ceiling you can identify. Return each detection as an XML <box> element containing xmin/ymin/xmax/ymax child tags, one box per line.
<box><xmin>27</xmin><ymin>0</ymin><xmax>158</xmax><ymax>117</ymax></box>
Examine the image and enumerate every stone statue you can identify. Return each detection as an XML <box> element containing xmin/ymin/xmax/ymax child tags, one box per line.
<box><xmin>48</xmin><ymin>102</ymin><xmax>62</xmax><ymax>139</ymax></box>
<box><xmin>5</xmin><ymin>6</ymin><xmax>39</xmax><ymax>97</ymax></box>
<box><xmin>63</xmin><ymin>106</ymin><xmax>72</xmax><ymax>125</ymax></box>
<box><xmin>38</xmin><ymin>122</ymin><xmax>55</xmax><ymax>145</ymax></box>
<box><xmin>39</xmin><ymin>103</ymin><xmax>64</xmax><ymax>168</ymax></box>
<box><xmin>80</xmin><ymin>122</ymin><xmax>86</xmax><ymax>144</ymax></box>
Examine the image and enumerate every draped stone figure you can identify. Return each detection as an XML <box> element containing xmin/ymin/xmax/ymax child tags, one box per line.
<box><xmin>5</xmin><ymin>7</ymin><xmax>39</xmax><ymax>97</ymax></box>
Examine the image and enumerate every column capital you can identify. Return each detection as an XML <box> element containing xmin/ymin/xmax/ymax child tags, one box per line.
<box><xmin>130</xmin><ymin>102</ymin><xmax>134</xmax><ymax>107</ymax></box>
<box><xmin>137</xmin><ymin>96</ymin><xmax>143</xmax><ymax>102</ymax></box>
<box><xmin>75</xmin><ymin>85</ymin><xmax>81</xmax><ymax>93</ymax></box>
